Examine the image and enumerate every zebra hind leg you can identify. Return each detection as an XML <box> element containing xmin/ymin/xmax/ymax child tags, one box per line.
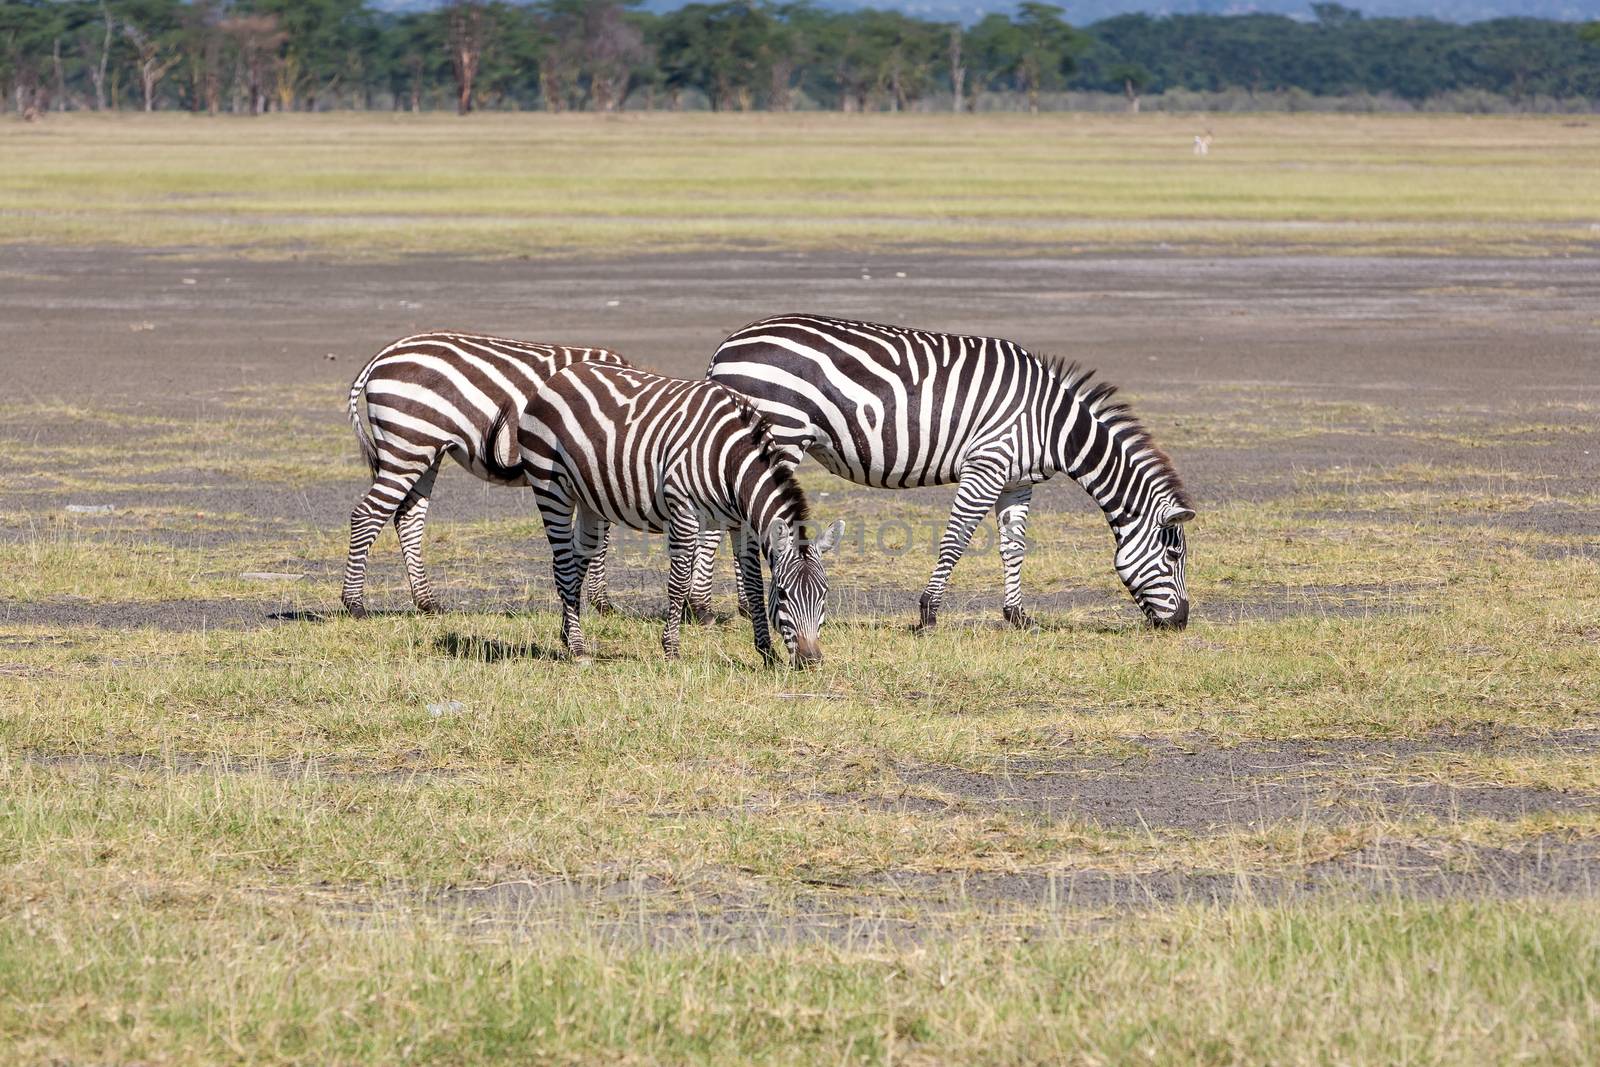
<box><xmin>686</xmin><ymin>526</ymin><xmax>722</xmax><ymax>624</ymax></box>
<box><xmin>394</xmin><ymin>462</ymin><xmax>442</xmax><ymax>614</ymax></box>
<box><xmin>733</xmin><ymin>547</ymin><xmax>753</xmax><ymax>619</ymax></box>
<box><xmin>343</xmin><ymin>469</ymin><xmax>428</xmax><ymax>617</ymax></box>
<box><xmin>918</xmin><ymin>462</ymin><xmax>1008</xmax><ymax>632</ymax></box>
<box><xmin>662</xmin><ymin>509</ymin><xmax>700</xmax><ymax>658</ymax></box>
<box><xmin>582</xmin><ymin>524</ymin><xmax>615</xmax><ymax>615</ymax></box>
<box><xmin>995</xmin><ymin>484</ymin><xmax>1036</xmax><ymax>630</ymax></box>
<box><xmin>539</xmin><ymin>492</ymin><xmax>591</xmax><ymax>661</ymax></box>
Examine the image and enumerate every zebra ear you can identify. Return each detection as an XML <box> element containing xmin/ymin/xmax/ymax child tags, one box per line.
<box><xmin>815</xmin><ymin>519</ymin><xmax>845</xmax><ymax>555</ymax></box>
<box><xmin>1158</xmin><ymin>502</ymin><xmax>1196</xmax><ymax>527</ymax></box>
<box><xmin>767</xmin><ymin>519</ymin><xmax>792</xmax><ymax>554</ymax></box>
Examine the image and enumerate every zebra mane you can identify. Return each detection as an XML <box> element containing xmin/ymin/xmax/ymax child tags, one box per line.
<box><xmin>1041</xmin><ymin>354</ymin><xmax>1193</xmax><ymax>511</ymax></box>
<box><xmin>729</xmin><ymin>393</ymin><xmax>810</xmax><ymax>524</ymax></box>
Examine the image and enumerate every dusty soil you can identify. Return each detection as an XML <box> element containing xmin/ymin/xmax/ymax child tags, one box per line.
<box><xmin>882</xmin><ymin>732</ymin><xmax>1600</xmax><ymax>831</ymax></box>
<box><xmin>395</xmin><ymin>833</ymin><xmax>1600</xmax><ymax>947</ymax></box>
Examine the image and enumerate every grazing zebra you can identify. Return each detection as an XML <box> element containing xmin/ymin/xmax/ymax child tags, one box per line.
<box><xmin>703</xmin><ymin>314</ymin><xmax>1194</xmax><ymax>629</ymax></box>
<box><xmin>343</xmin><ymin>331</ymin><xmax>627</xmax><ymax>618</ymax></box>
<box><xmin>484</xmin><ymin>362</ymin><xmax>844</xmax><ymax>665</ymax></box>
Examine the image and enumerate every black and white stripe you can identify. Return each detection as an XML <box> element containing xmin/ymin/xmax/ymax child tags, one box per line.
<box><xmin>343</xmin><ymin>331</ymin><xmax>627</xmax><ymax>617</ymax></box>
<box><xmin>488</xmin><ymin>362</ymin><xmax>843</xmax><ymax>665</ymax></box>
<box><xmin>705</xmin><ymin>314</ymin><xmax>1195</xmax><ymax>629</ymax></box>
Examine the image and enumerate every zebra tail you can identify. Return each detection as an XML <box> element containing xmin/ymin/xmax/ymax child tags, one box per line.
<box><xmin>481</xmin><ymin>402</ymin><xmax>523</xmax><ymax>482</ymax></box>
<box><xmin>346</xmin><ymin>363</ymin><xmax>381</xmax><ymax>481</ymax></box>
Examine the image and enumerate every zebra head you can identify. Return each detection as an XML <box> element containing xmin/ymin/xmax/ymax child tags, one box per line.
<box><xmin>1112</xmin><ymin>498</ymin><xmax>1195</xmax><ymax>629</ymax></box>
<box><xmin>766</xmin><ymin>518</ymin><xmax>845</xmax><ymax>668</ymax></box>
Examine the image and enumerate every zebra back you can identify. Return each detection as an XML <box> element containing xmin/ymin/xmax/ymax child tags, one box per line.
<box><xmin>350</xmin><ymin>331</ymin><xmax>628</xmax><ymax>483</ymax></box>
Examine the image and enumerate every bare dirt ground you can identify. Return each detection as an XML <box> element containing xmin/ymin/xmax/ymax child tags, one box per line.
<box><xmin>3</xmin><ymin>246</ymin><xmax>1599</xmax><ymax>925</ymax></box>
<box><xmin>4</xmin><ymin>245</ymin><xmax>1597</xmax><ymax>534</ymax></box>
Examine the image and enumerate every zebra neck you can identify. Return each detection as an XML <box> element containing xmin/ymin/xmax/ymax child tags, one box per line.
<box><xmin>1045</xmin><ymin>382</ymin><xmax>1153</xmax><ymax>522</ymax></box>
<box><xmin>742</xmin><ymin>466</ymin><xmax>807</xmax><ymax>554</ymax></box>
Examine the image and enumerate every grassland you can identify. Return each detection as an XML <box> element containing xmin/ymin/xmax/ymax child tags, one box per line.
<box><xmin>3</xmin><ymin>364</ymin><xmax>1599</xmax><ymax>1061</ymax></box>
<box><xmin>2</xmin><ymin>117</ymin><xmax>1598</xmax><ymax>1061</ymax></box>
<box><xmin>3</xmin><ymin>112</ymin><xmax>1600</xmax><ymax>257</ymax></box>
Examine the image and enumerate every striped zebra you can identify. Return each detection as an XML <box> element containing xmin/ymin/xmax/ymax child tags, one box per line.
<box><xmin>484</xmin><ymin>362</ymin><xmax>844</xmax><ymax>665</ymax></box>
<box><xmin>703</xmin><ymin>314</ymin><xmax>1194</xmax><ymax>630</ymax></box>
<box><xmin>343</xmin><ymin>331</ymin><xmax>627</xmax><ymax>618</ymax></box>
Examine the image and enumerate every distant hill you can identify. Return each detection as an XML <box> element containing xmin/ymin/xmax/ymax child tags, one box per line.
<box><xmin>376</xmin><ymin>0</ymin><xmax>1600</xmax><ymax>24</ymax></box>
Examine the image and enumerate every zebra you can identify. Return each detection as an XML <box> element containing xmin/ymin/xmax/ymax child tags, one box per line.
<box><xmin>483</xmin><ymin>361</ymin><xmax>844</xmax><ymax>666</ymax></box>
<box><xmin>343</xmin><ymin>331</ymin><xmax>628</xmax><ymax>618</ymax></box>
<box><xmin>702</xmin><ymin>313</ymin><xmax>1195</xmax><ymax>630</ymax></box>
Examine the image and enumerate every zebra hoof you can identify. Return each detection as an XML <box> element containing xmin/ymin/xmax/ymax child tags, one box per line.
<box><xmin>417</xmin><ymin>600</ymin><xmax>442</xmax><ymax>616</ymax></box>
<box><xmin>690</xmin><ymin>604</ymin><xmax>716</xmax><ymax>626</ymax></box>
<box><xmin>590</xmin><ymin>599</ymin><xmax>616</xmax><ymax>616</ymax></box>
<box><xmin>916</xmin><ymin>594</ymin><xmax>938</xmax><ymax>633</ymax></box>
<box><xmin>1003</xmin><ymin>606</ymin><xmax>1037</xmax><ymax>631</ymax></box>
<box><xmin>736</xmin><ymin>602</ymin><xmax>753</xmax><ymax>620</ymax></box>
<box><xmin>572</xmin><ymin>654</ymin><xmax>595</xmax><ymax>668</ymax></box>
<box><xmin>343</xmin><ymin>601</ymin><xmax>369</xmax><ymax>620</ymax></box>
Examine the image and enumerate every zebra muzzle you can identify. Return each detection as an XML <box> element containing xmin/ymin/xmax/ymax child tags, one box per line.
<box><xmin>1151</xmin><ymin>598</ymin><xmax>1190</xmax><ymax>630</ymax></box>
<box><xmin>793</xmin><ymin>637</ymin><xmax>823</xmax><ymax>668</ymax></box>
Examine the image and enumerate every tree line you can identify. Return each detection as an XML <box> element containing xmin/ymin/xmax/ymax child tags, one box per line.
<box><xmin>3</xmin><ymin>0</ymin><xmax>1598</xmax><ymax>116</ymax></box>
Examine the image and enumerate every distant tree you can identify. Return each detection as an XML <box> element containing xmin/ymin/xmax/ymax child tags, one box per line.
<box><xmin>386</xmin><ymin>12</ymin><xmax>441</xmax><ymax>112</ymax></box>
<box><xmin>581</xmin><ymin>0</ymin><xmax>649</xmax><ymax>111</ymax></box>
<box><xmin>656</xmin><ymin>2</ymin><xmax>769</xmax><ymax>112</ymax></box>
<box><xmin>1</xmin><ymin>2</ymin><xmax>32</xmax><ymax>110</ymax></box>
<box><xmin>218</xmin><ymin>12</ymin><xmax>284</xmax><ymax>113</ymax></box>
<box><xmin>78</xmin><ymin>0</ymin><xmax>115</xmax><ymax>110</ymax></box>
<box><xmin>533</xmin><ymin>0</ymin><xmax>649</xmax><ymax>111</ymax></box>
<box><xmin>1111</xmin><ymin>61</ymin><xmax>1147</xmax><ymax>112</ymax></box>
<box><xmin>445</xmin><ymin>0</ymin><xmax>490</xmax><ymax>114</ymax></box>
<box><xmin>946</xmin><ymin>23</ymin><xmax>963</xmax><ymax>113</ymax></box>
<box><xmin>177</xmin><ymin>0</ymin><xmax>225</xmax><ymax>113</ymax></box>
<box><xmin>1312</xmin><ymin>3</ymin><xmax>1363</xmax><ymax>28</ymax></box>
<box><xmin>1013</xmin><ymin>3</ymin><xmax>1086</xmax><ymax>113</ymax></box>
<box><xmin>761</xmin><ymin>2</ymin><xmax>812</xmax><ymax>112</ymax></box>
<box><xmin>863</xmin><ymin>10</ymin><xmax>941</xmax><ymax>112</ymax></box>
<box><xmin>115</xmin><ymin>0</ymin><xmax>183</xmax><ymax>111</ymax></box>
<box><xmin>963</xmin><ymin>13</ymin><xmax>1022</xmax><ymax>112</ymax></box>
<box><xmin>239</xmin><ymin>0</ymin><xmax>372</xmax><ymax>111</ymax></box>
<box><xmin>476</xmin><ymin>4</ymin><xmax>541</xmax><ymax>110</ymax></box>
<box><xmin>813</xmin><ymin>11</ymin><xmax>882</xmax><ymax>111</ymax></box>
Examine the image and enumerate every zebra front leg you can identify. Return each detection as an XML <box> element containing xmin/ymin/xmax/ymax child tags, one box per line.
<box><xmin>732</xmin><ymin>527</ymin><xmax>777</xmax><ymax>666</ymax></box>
<box><xmin>918</xmin><ymin>462</ymin><xmax>1008</xmax><ymax>632</ymax></box>
<box><xmin>687</xmin><ymin>526</ymin><xmax>723</xmax><ymax>625</ymax></box>
<box><xmin>582</xmin><ymin>523</ymin><xmax>615</xmax><ymax>615</ymax></box>
<box><xmin>394</xmin><ymin>462</ymin><xmax>442</xmax><ymax>613</ymax></box>
<box><xmin>994</xmin><ymin>484</ymin><xmax>1035</xmax><ymax>630</ymax></box>
<box><xmin>661</xmin><ymin>509</ymin><xmax>700</xmax><ymax>659</ymax></box>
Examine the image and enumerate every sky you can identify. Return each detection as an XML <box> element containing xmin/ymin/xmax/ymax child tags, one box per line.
<box><xmin>375</xmin><ymin>1</ymin><xmax>1600</xmax><ymax>21</ymax></box>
